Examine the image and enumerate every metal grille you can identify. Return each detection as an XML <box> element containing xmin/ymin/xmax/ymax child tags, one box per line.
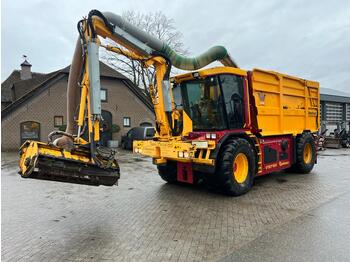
<box><xmin>325</xmin><ymin>103</ymin><xmax>343</xmax><ymax>122</ymax></box>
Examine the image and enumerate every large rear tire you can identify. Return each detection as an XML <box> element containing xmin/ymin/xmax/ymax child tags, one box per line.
<box><xmin>293</xmin><ymin>132</ymin><xmax>316</xmax><ymax>173</ymax></box>
<box><xmin>157</xmin><ymin>161</ymin><xmax>177</xmax><ymax>183</ymax></box>
<box><xmin>216</xmin><ymin>138</ymin><xmax>256</xmax><ymax>196</ymax></box>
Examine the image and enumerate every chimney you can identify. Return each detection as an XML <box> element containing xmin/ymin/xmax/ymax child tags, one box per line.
<box><xmin>20</xmin><ymin>55</ymin><xmax>32</xmax><ymax>80</ymax></box>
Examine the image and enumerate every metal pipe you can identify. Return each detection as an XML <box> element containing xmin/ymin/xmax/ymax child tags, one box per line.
<box><xmin>102</xmin><ymin>11</ymin><xmax>238</xmax><ymax>69</ymax></box>
<box><xmin>53</xmin><ymin>37</ymin><xmax>83</xmax><ymax>150</ymax></box>
<box><xmin>55</xmin><ymin>10</ymin><xmax>239</xmax><ymax>149</ymax></box>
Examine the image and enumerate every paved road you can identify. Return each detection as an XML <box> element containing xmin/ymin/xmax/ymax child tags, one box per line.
<box><xmin>2</xmin><ymin>149</ymin><xmax>350</xmax><ymax>261</ymax></box>
<box><xmin>221</xmin><ymin>191</ymin><xmax>350</xmax><ymax>262</ymax></box>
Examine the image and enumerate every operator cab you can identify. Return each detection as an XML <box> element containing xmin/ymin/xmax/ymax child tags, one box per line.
<box><xmin>172</xmin><ymin>67</ymin><xmax>247</xmax><ymax>132</ymax></box>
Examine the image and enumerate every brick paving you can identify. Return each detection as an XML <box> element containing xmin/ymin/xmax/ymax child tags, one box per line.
<box><xmin>2</xmin><ymin>149</ymin><xmax>350</xmax><ymax>261</ymax></box>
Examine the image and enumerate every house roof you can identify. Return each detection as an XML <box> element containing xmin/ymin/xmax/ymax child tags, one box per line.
<box><xmin>2</xmin><ymin>72</ymin><xmax>65</xmax><ymax>118</ymax></box>
<box><xmin>1</xmin><ymin>70</ymin><xmax>46</xmax><ymax>102</ymax></box>
<box><xmin>61</xmin><ymin>62</ymin><xmax>128</xmax><ymax>80</ymax></box>
<box><xmin>1</xmin><ymin>61</ymin><xmax>153</xmax><ymax>118</ymax></box>
<box><xmin>11</xmin><ymin>72</ymin><xmax>58</xmax><ymax>101</ymax></box>
<box><xmin>2</xmin><ymin>61</ymin><xmax>130</xmax><ymax>103</ymax></box>
<box><xmin>320</xmin><ymin>87</ymin><xmax>350</xmax><ymax>98</ymax></box>
<box><xmin>320</xmin><ymin>87</ymin><xmax>350</xmax><ymax>104</ymax></box>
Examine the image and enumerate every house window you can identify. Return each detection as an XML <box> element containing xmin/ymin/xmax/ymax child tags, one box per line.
<box><xmin>123</xmin><ymin>117</ymin><xmax>131</xmax><ymax>127</ymax></box>
<box><xmin>54</xmin><ymin>116</ymin><xmax>64</xmax><ymax>127</ymax></box>
<box><xmin>101</xmin><ymin>88</ymin><xmax>107</xmax><ymax>102</ymax></box>
<box><xmin>140</xmin><ymin>122</ymin><xmax>152</xmax><ymax>127</ymax></box>
<box><xmin>20</xmin><ymin>121</ymin><xmax>40</xmax><ymax>144</ymax></box>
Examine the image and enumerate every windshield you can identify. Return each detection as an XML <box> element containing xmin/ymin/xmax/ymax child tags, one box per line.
<box><xmin>181</xmin><ymin>77</ymin><xmax>227</xmax><ymax>130</ymax></box>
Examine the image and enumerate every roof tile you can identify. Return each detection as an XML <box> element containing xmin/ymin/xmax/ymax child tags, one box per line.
<box><xmin>1</xmin><ymin>61</ymin><xmax>153</xmax><ymax>117</ymax></box>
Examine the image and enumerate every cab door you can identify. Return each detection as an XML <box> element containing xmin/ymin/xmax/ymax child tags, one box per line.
<box><xmin>219</xmin><ymin>74</ymin><xmax>245</xmax><ymax>129</ymax></box>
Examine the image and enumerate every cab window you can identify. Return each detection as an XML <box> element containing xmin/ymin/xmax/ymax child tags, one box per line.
<box><xmin>181</xmin><ymin>77</ymin><xmax>226</xmax><ymax>130</ymax></box>
<box><xmin>219</xmin><ymin>75</ymin><xmax>245</xmax><ymax>129</ymax></box>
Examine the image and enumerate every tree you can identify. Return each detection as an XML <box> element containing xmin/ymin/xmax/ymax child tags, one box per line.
<box><xmin>101</xmin><ymin>11</ymin><xmax>187</xmax><ymax>94</ymax></box>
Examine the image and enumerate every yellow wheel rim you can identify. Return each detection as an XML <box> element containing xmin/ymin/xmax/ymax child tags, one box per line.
<box><xmin>233</xmin><ymin>153</ymin><xmax>249</xmax><ymax>183</ymax></box>
<box><xmin>303</xmin><ymin>143</ymin><xmax>312</xmax><ymax>164</ymax></box>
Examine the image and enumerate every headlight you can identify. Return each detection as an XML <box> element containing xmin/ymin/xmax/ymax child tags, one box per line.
<box><xmin>183</xmin><ymin>151</ymin><xmax>189</xmax><ymax>158</ymax></box>
<box><xmin>135</xmin><ymin>148</ymin><xmax>139</xmax><ymax>153</ymax></box>
<box><xmin>178</xmin><ymin>151</ymin><xmax>184</xmax><ymax>158</ymax></box>
<box><xmin>205</xmin><ymin>133</ymin><xmax>211</xmax><ymax>139</ymax></box>
<box><xmin>138</xmin><ymin>149</ymin><xmax>142</xmax><ymax>153</ymax></box>
<box><xmin>211</xmin><ymin>133</ymin><xmax>217</xmax><ymax>139</ymax></box>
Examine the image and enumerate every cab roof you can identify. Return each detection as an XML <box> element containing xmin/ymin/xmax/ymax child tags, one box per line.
<box><xmin>173</xmin><ymin>66</ymin><xmax>247</xmax><ymax>83</ymax></box>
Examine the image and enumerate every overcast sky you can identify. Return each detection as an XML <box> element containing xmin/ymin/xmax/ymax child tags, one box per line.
<box><xmin>2</xmin><ymin>0</ymin><xmax>350</xmax><ymax>92</ymax></box>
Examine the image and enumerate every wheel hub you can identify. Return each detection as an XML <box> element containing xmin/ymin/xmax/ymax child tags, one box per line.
<box><xmin>233</xmin><ymin>153</ymin><xmax>248</xmax><ymax>183</ymax></box>
<box><xmin>303</xmin><ymin>143</ymin><xmax>312</xmax><ymax>164</ymax></box>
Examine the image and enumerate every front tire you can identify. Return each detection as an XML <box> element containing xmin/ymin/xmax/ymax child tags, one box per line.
<box><xmin>157</xmin><ymin>161</ymin><xmax>177</xmax><ymax>183</ymax></box>
<box><xmin>216</xmin><ymin>138</ymin><xmax>256</xmax><ymax>196</ymax></box>
<box><xmin>293</xmin><ymin>132</ymin><xmax>316</xmax><ymax>173</ymax></box>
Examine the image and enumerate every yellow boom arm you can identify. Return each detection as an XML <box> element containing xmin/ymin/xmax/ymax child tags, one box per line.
<box><xmin>77</xmin><ymin>16</ymin><xmax>174</xmax><ymax>144</ymax></box>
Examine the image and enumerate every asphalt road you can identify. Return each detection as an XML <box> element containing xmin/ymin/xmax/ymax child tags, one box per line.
<box><xmin>2</xmin><ymin>148</ymin><xmax>350</xmax><ymax>261</ymax></box>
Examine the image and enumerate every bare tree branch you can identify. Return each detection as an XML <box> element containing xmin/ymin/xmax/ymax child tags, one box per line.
<box><xmin>101</xmin><ymin>10</ymin><xmax>187</xmax><ymax>94</ymax></box>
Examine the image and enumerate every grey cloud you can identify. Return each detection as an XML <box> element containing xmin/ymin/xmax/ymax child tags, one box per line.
<box><xmin>2</xmin><ymin>0</ymin><xmax>349</xmax><ymax>92</ymax></box>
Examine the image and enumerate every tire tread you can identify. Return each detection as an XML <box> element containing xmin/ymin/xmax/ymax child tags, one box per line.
<box><xmin>293</xmin><ymin>132</ymin><xmax>316</xmax><ymax>174</ymax></box>
<box><xmin>216</xmin><ymin>138</ymin><xmax>256</xmax><ymax>196</ymax></box>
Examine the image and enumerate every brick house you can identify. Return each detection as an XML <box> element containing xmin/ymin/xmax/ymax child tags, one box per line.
<box><xmin>1</xmin><ymin>59</ymin><xmax>154</xmax><ymax>151</ymax></box>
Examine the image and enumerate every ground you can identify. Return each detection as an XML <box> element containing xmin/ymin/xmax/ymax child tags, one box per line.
<box><xmin>1</xmin><ymin>148</ymin><xmax>350</xmax><ymax>261</ymax></box>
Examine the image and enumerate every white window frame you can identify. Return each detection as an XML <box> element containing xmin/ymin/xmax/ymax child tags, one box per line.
<box><xmin>123</xmin><ymin>117</ymin><xmax>131</xmax><ymax>127</ymax></box>
<box><xmin>100</xmin><ymin>88</ymin><xmax>107</xmax><ymax>102</ymax></box>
